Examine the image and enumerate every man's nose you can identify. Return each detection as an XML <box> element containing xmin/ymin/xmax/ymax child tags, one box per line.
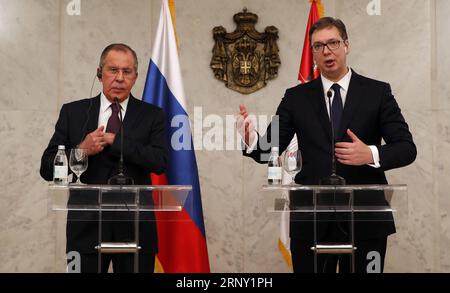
<box><xmin>116</xmin><ymin>70</ymin><xmax>124</xmax><ymax>81</ymax></box>
<box><xmin>323</xmin><ymin>44</ymin><xmax>332</xmax><ymax>55</ymax></box>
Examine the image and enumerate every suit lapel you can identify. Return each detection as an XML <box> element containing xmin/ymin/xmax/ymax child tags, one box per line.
<box><xmin>308</xmin><ymin>78</ymin><xmax>332</xmax><ymax>142</ymax></box>
<box><xmin>122</xmin><ymin>95</ymin><xmax>141</xmax><ymax>132</ymax></box>
<box><xmin>86</xmin><ymin>95</ymin><xmax>101</xmax><ymax>134</ymax></box>
<box><xmin>337</xmin><ymin>70</ymin><xmax>363</xmax><ymax>140</ymax></box>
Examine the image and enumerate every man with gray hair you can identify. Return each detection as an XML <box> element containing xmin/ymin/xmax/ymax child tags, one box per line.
<box><xmin>41</xmin><ymin>43</ymin><xmax>168</xmax><ymax>273</ymax></box>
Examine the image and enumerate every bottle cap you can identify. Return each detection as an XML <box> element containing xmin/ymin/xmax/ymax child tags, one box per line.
<box><xmin>58</xmin><ymin>145</ymin><xmax>65</xmax><ymax>150</ymax></box>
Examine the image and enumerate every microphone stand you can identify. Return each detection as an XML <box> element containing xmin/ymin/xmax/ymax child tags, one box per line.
<box><xmin>319</xmin><ymin>90</ymin><xmax>346</xmax><ymax>186</ymax></box>
<box><xmin>108</xmin><ymin>97</ymin><xmax>134</xmax><ymax>185</ymax></box>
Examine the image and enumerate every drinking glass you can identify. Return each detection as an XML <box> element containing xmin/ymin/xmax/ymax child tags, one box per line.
<box><xmin>283</xmin><ymin>149</ymin><xmax>302</xmax><ymax>185</ymax></box>
<box><xmin>69</xmin><ymin>148</ymin><xmax>88</xmax><ymax>184</ymax></box>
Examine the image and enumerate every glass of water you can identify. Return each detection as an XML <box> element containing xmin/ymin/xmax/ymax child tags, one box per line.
<box><xmin>69</xmin><ymin>148</ymin><xmax>88</xmax><ymax>184</ymax></box>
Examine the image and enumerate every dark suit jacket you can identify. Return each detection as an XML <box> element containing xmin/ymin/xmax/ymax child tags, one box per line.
<box><xmin>40</xmin><ymin>94</ymin><xmax>168</xmax><ymax>253</ymax></box>
<box><xmin>244</xmin><ymin>70</ymin><xmax>417</xmax><ymax>240</ymax></box>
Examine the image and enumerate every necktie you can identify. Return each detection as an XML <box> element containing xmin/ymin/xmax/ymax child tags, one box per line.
<box><xmin>331</xmin><ymin>83</ymin><xmax>343</xmax><ymax>137</ymax></box>
<box><xmin>106</xmin><ymin>103</ymin><xmax>121</xmax><ymax>134</ymax></box>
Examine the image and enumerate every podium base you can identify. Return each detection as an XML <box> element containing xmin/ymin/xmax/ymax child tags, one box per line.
<box><xmin>108</xmin><ymin>173</ymin><xmax>134</xmax><ymax>185</ymax></box>
<box><xmin>95</xmin><ymin>242</ymin><xmax>141</xmax><ymax>254</ymax></box>
<box><xmin>311</xmin><ymin>244</ymin><xmax>356</xmax><ymax>254</ymax></box>
<box><xmin>319</xmin><ymin>174</ymin><xmax>346</xmax><ymax>185</ymax></box>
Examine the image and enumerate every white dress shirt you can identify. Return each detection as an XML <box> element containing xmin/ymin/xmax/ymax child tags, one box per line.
<box><xmin>321</xmin><ymin>68</ymin><xmax>352</xmax><ymax>117</ymax></box>
<box><xmin>244</xmin><ymin>68</ymin><xmax>380</xmax><ymax>168</ymax></box>
<box><xmin>98</xmin><ymin>92</ymin><xmax>129</xmax><ymax>130</ymax></box>
<box><xmin>321</xmin><ymin>69</ymin><xmax>380</xmax><ymax>168</ymax></box>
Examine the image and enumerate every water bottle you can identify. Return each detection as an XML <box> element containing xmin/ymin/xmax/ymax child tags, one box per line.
<box><xmin>53</xmin><ymin>145</ymin><xmax>68</xmax><ymax>185</ymax></box>
<box><xmin>268</xmin><ymin>147</ymin><xmax>282</xmax><ymax>185</ymax></box>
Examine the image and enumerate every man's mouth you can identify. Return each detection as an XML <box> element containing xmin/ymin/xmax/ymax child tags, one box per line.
<box><xmin>324</xmin><ymin>59</ymin><xmax>335</xmax><ymax>67</ymax></box>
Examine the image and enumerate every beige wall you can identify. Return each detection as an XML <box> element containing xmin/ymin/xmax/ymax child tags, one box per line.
<box><xmin>0</xmin><ymin>0</ymin><xmax>448</xmax><ymax>272</ymax></box>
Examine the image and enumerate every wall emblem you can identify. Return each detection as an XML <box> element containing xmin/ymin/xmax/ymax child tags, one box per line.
<box><xmin>210</xmin><ymin>8</ymin><xmax>280</xmax><ymax>94</ymax></box>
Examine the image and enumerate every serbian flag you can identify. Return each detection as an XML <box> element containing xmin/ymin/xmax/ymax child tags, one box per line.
<box><xmin>142</xmin><ymin>0</ymin><xmax>210</xmax><ymax>273</ymax></box>
<box><xmin>279</xmin><ymin>0</ymin><xmax>324</xmax><ymax>270</ymax></box>
<box><xmin>298</xmin><ymin>0</ymin><xmax>323</xmax><ymax>83</ymax></box>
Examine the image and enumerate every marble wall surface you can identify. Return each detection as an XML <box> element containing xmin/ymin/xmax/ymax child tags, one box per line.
<box><xmin>435</xmin><ymin>0</ymin><xmax>450</xmax><ymax>273</ymax></box>
<box><xmin>0</xmin><ymin>0</ymin><xmax>60</xmax><ymax>272</ymax></box>
<box><xmin>0</xmin><ymin>0</ymin><xmax>448</xmax><ymax>272</ymax></box>
<box><xmin>336</xmin><ymin>0</ymin><xmax>434</xmax><ymax>273</ymax></box>
<box><xmin>0</xmin><ymin>0</ymin><xmax>154</xmax><ymax>272</ymax></box>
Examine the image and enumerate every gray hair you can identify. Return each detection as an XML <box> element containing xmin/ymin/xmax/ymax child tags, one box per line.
<box><xmin>98</xmin><ymin>43</ymin><xmax>138</xmax><ymax>72</ymax></box>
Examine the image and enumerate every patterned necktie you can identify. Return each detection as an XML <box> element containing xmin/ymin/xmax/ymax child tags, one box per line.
<box><xmin>331</xmin><ymin>83</ymin><xmax>343</xmax><ymax>137</ymax></box>
<box><xmin>106</xmin><ymin>103</ymin><xmax>121</xmax><ymax>134</ymax></box>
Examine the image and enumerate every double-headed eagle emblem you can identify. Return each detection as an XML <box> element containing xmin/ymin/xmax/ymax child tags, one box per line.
<box><xmin>210</xmin><ymin>9</ymin><xmax>281</xmax><ymax>94</ymax></box>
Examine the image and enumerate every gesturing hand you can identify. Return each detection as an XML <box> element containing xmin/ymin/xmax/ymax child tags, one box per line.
<box><xmin>335</xmin><ymin>129</ymin><xmax>373</xmax><ymax>166</ymax></box>
<box><xmin>78</xmin><ymin>126</ymin><xmax>106</xmax><ymax>156</ymax></box>
<box><xmin>235</xmin><ymin>104</ymin><xmax>256</xmax><ymax>146</ymax></box>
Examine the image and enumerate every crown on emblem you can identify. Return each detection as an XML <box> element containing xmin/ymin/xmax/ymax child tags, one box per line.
<box><xmin>233</xmin><ymin>8</ymin><xmax>258</xmax><ymax>25</ymax></box>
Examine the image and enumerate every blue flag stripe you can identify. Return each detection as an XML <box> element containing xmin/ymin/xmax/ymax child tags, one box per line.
<box><xmin>143</xmin><ymin>60</ymin><xmax>206</xmax><ymax>236</ymax></box>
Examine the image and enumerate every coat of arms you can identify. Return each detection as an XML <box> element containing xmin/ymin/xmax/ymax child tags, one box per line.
<box><xmin>210</xmin><ymin>9</ymin><xmax>281</xmax><ymax>94</ymax></box>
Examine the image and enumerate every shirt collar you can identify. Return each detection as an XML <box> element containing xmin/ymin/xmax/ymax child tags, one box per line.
<box><xmin>100</xmin><ymin>92</ymin><xmax>130</xmax><ymax>113</ymax></box>
<box><xmin>321</xmin><ymin>68</ymin><xmax>352</xmax><ymax>93</ymax></box>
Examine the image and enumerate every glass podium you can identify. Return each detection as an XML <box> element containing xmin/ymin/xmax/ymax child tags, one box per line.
<box><xmin>263</xmin><ymin>184</ymin><xmax>408</xmax><ymax>273</ymax></box>
<box><xmin>48</xmin><ymin>184</ymin><xmax>192</xmax><ymax>273</ymax></box>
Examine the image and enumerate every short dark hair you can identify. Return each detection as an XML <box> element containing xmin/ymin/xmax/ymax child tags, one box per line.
<box><xmin>309</xmin><ymin>17</ymin><xmax>348</xmax><ymax>42</ymax></box>
<box><xmin>98</xmin><ymin>43</ymin><xmax>138</xmax><ymax>72</ymax></box>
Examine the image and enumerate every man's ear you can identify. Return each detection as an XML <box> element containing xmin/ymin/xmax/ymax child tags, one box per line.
<box><xmin>344</xmin><ymin>41</ymin><xmax>350</xmax><ymax>54</ymax></box>
<box><xmin>97</xmin><ymin>67</ymin><xmax>102</xmax><ymax>80</ymax></box>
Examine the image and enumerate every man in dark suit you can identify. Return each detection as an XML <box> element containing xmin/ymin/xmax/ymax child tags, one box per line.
<box><xmin>236</xmin><ymin>17</ymin><xmax>416</xmax><ymax>273</ymax></box>
<box><xmin>40</xmin><ymin>43</ymin><xmax>168</xmax><ymax>273</ymax></box>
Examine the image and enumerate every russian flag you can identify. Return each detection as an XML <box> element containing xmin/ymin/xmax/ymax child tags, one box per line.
<box><xmin>142</xmin><ymin>0</ymin><xmax>210</xmax><ymax>273</ymax></box>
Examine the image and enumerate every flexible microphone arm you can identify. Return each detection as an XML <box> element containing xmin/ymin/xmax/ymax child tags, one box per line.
<box><xmin>327</xmin><ymin>91</ymin><xmax>337</xmax><ymax>177</ymax></box>
<box><xmin>319</xmin><ymin>90</ymin><xmax>345</xmax><ymax>185</ymax></box>
<box><xmin>107</xmin><ymin>97</ymin><xmax>134</xmax><ymax>185</ymax></box>
<box><xmin>116</xmin><ymin>97</ymin><xmax>125</xmax><ymax>176</ymax></box>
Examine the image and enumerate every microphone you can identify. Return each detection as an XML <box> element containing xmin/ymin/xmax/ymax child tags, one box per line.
<box><xmin>319</xmin><ymin>90</ymin><xmax>346</xmax><ymax>185</ymax></box>
<box><xmin>108</xmin><ymin>97</ymin><xmax>134</xmax><ymax>185</ymax></box>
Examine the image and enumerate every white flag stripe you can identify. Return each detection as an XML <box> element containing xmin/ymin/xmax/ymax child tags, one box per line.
<box><xmin>151</xmin><ymin>0</ymin><xmax>187</xmax><ymax>111</ymax></box>
<box><xmin>279</xmin><ymin>135</ymin><xmax>298</xmax><ymax>271</ymax></box>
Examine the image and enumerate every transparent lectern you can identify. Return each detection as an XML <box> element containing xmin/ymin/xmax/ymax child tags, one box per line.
<box><xmin>263</xmin><ymin>184</ymin><xmax>408</xmax><ymax>273</ymax></box>
<box><xmin>48</xmin><ymin>184</ymin><xmax>191</xmax><ymax>273</ymax></box>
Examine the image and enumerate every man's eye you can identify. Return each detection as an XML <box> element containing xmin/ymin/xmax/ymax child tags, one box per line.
<box><xmin>313</xmin><ymin>44</ymin><xmax>323</xmax><ymax>50</ymax></box>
